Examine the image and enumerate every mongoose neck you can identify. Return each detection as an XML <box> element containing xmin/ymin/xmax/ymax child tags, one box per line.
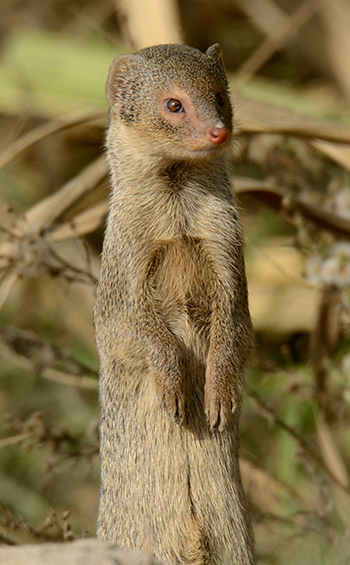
<box><xmin>107</xmin><ymin>136</ymin><xmax>231</xmax><ymax>196</ymax></box>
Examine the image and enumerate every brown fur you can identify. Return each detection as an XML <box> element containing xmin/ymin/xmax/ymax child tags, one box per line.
<box><xmin>94</xmin><ymin>43</ymin><xmax>255</xmax><ymax>564</ymax></box>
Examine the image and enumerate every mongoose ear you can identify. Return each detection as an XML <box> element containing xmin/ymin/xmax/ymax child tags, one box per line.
<box><xmin>105</xmin><ymin>54</ymin><xmax>139</xmax><ymax>106</ymax></box>
<box><xmin>206</xmin><ymin>44</ymin><xmax>224</xmax><ymax>66</ymax></box>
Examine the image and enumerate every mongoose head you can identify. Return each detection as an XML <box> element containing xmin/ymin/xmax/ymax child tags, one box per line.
<box><xmin>106</xmin><ymin>43</ymin><xmax>233</xmax><ymax>162</ymax></box>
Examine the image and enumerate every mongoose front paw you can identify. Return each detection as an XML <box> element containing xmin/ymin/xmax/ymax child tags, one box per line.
<box><xmin>155</xmin><ymin>377</ymin><xmax>186</xmax><ymax>423</ymax></box>
<box><xmin>162</xmin><ymin>388</ymin><xmax>186</xmax><ymax>423</ymax></box>
<box><xmin>204</xmin><ymin>387</ymin><xmax>236</xmax><ymax>432</ymax></box>
<box><xmin>204</xmin><ymin>357</ymin><xmax>239</xmax><ymax>431</ymax></box>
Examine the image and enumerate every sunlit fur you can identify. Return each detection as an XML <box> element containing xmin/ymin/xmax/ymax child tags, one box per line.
<box><xmin>95</xmin><ymin>43</ymin><xmax>255</xmax><ymax>565</ymax></box>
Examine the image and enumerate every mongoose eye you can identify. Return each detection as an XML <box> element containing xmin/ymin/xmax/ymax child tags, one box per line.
<box><xmin>165</xmin><ymin>99</ymin><xmax>184</xmax><ymax>113</ymax></box>
<box><xmin>216</xmin><ymin>92</ymin><xmax>225</xmax><ymax>107</ymax></box>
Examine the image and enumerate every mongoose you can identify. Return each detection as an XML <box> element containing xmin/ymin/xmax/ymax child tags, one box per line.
<box><xmin>94</xmin><ymin>43</ymin><xmax>255</xmax><ymax>565</ymax></box>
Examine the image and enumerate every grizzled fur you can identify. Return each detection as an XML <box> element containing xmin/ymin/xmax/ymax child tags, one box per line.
<box><xmin>94</xmin><ymin>43</ymin><xmax>255</xmax><ymax>565</ymax></box>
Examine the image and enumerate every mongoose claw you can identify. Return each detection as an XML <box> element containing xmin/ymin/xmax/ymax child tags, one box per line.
<box><xmin>205</xmin><ymin>399</ymin><xmax>226</xmax><ymax>432</ymax></box>
<box><xmin>160</xmin><ymin>389</ymin><xmax>186</xmax><ymax>424</ymax></box>
<box><xmin>205</xmin><ymin>389</ymin><xmax>237</xmax><ymax>432</ymax></box>
<box><xmin>205</xmin><ymin>396</ymin><xmax>219</xmax><ymax>430</ymax></box>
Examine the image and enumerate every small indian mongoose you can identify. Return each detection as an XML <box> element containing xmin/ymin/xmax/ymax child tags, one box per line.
<box><xmin>94</xmin><ymin>43</ymin><xmax>255</xmax><ymax>565</ymax></box>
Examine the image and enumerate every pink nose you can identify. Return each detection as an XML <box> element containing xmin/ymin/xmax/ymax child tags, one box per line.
<box><xmin>207</xmin><ymin>127</ymin><xmax>229</xmax><ymax>145</ymax></box>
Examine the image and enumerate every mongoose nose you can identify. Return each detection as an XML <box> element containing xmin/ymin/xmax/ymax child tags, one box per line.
<box><xmin>207</xmin><ymin>126</ymin><xmax>229</xmax><ymax>145</ymax></box>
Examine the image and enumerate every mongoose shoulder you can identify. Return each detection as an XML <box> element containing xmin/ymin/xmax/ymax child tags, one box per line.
<box><xmin>94</xmin><ymin>43</ymin><xmax>255</xmax><ymax>565</ymax></box>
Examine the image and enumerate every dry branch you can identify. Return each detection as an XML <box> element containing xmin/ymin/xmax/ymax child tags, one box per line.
<box><xmin>0</xmin><ymin>111</ymin><xmax>105</xmax><ymax>172</ymax></box>
<box><xmin>248</xmin><ymin>389</ymin><xmax>350</xmax><ymax>497</ymax></box>
<box><xmin>233</xmin><ymin>91</ymin><xmax>350</xmax><ymax>144</ymax></box>
<box><xmin>115</xmin><ymin>0</ymin><xmax>182</xmax><ymax>48</ymax></box>
<box><xmin>51</xmin><ymin>201</ymin><xmax>109</xmax><ymax>241</ymax></box>
<box><xmin>25</xmin><ymin>156</ymin><xmax>108</xmax><ymax>233</ymax></box>
<box><xmin>235</xmin><ymin>177</ymin><xmax>350</xmax><ymax>240</ymax></box>
<box><xmin>235</xmin><ymin>0</ymin><xmax>322</xmax><ymax>81</ymax></box>
<box><xmin>0</xmin><ymin>326</ymin><xmax>98</xmax><ymax>390</ymax></box>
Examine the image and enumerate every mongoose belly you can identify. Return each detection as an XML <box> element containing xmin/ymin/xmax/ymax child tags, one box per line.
<box><xmin>149</xmin><ymin>237</ymin><xmax>212</xmax><ymax>360</ymax></box>
<box><xmin>97</xmin><ymin>238</ymin><xmax>253</xmax><ymax>565</ymax></box>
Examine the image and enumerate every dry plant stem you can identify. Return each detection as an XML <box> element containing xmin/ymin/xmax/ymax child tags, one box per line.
<box><xmin>235</xmin><ymin>0</ymin><xmax>294</xmax><ymax>40</ymax></box>
<box><xmin>25</xmin><ymin>156</ymin><xmax>108</xmax><ymax>232</ymax></box>
<box><xmin>0</xmin><ymin>329</ymin><xmax>98</xmax><ymax>391</ymax></box>
<box><xmin>247</xmin><ymin>389</ymin><xmax>350</xmax><ymax>497</ymax></box>
<box><xmin>232</xmin><ymin>91</ymin><xmax>350</xmax><ymax>144</ymax></box>
<box><xmin>44</xmin><ymin>242</ymin><xmax>97</xmax><ymax>283</ymax></box>
<box><xmin>309</xmin><ymin>286</ymin><xmax>342</xmax><ymax>405</ymax></box>
<box><xmin>312</xmin><ymin>140</ymin><xmax>350</xmax><ymax>172</ymax></box>
<box><xmin>0</xmin><ymin>432</ymin><xmax>32</xmax><ymax>449</ymax></box>
<box><xmin>320</xmin><ymin>0</ymin><xmax>350</xmax><ymax>98</ymax></box>
<box><xmin>40</xmin><ymin>368</ymin><xmax>98</xmax><ymax>390</ymax></box>
<box><xmin>0</xmin><ymin>111</ymin><xmax>105</xmax><ymax>171</ymax></box>
<box><xmin>316</xmin><ymin>413</ymin><xmax>350</xmax><ymax>528</ymax></box>
<box><xmin>235</xmin><ymin>177</ymin><xmax>350</xmax><ymax>240</ymax></box>
<box><xmin>0</xmin><ymin>156</ymin><xmax>107</xmax><ymax>244</ymax></box>
<box><xmin>247</xmin><ymin>241</ymin><xmax>312</xmax><ymax>289</ymax></box>
<box><xmin>309</xmin><ymin>289</ymin><xmax>350</xmax><ymax>526</ymax></box>
<box><xmin>50</xmin><ymin>200</ymin><xmax>109</xmax><ymax>241</ymax></box>
<box><xmin>0</xmin><ymin>270</ymin><xmax>18</xmax><ymax>310</ymax></box>
<box><xmin>240</xmin><ymin>457</ymin><xmax>310</xmax><ymax>511</ymax></box>
<box><xmin>316</xmin><ymin>413</ymin><xmax>350</xmax><ymax>488</ymax></box>
<box><xmin>116</xmin><ymin>0</ymin><xmax>182</xmax><ymax>49</ymax></box>
<box><xmin>235</xmin><ymin>0</ymin><xmax>322</xmax><ymax>81</ymax></box>
<box><xmin>0</xmin><ymin>157</ymin><xmax>107</xmax><ymax>307</ymax></box>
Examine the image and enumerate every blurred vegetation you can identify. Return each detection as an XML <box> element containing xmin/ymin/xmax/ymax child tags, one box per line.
<box><xmin>1</xmin><ymin>0</ymin><xmax>350</xmax><ymax>563</ymax></box>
